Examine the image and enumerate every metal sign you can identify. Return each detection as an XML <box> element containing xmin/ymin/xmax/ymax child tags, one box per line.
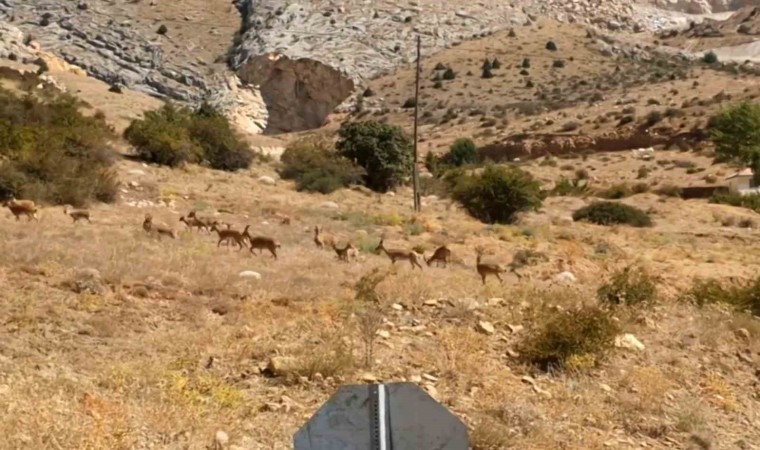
<box><xmin>294</xmin><ymin>382</ymin><xmax>468</xmax><ymax>450</ymax></box>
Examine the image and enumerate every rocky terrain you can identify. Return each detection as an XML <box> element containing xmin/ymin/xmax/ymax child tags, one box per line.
<box><xmin>1</xmin><ymin>0</ymin><xmax>756</xmax><ymax>135</ymax></box>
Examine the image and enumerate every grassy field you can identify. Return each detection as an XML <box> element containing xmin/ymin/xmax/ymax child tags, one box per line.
<box><xmin>0</xmin><ymin>153</ymin><xmax>758</xmax><ymax>449</ymax></box>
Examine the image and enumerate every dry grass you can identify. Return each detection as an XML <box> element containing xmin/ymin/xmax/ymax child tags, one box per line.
<box><xmin>0</xmin><ymin>154</ymin><xmax>758</xmax><ymax>448</ymax></box>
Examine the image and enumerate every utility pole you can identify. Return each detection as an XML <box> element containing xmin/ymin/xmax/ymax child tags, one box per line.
<box><xmin>412</xmin><ymin>34</ymin><xmax>422</xmax><ymax>213</ymax></box>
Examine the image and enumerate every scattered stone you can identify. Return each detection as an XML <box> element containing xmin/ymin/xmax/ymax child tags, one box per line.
<box><xmin>553</xmin><ymin>271</ymin><xmax>577</xmax><ymax>284</ymax></box>
<box><xmin>615</xmin><ymin>333</ymin><xmax>645</xmax><ymax>352</ymax></box>
<box><xmin>422</xmin><ymin>373</ymin><xmax>438</xmax><ymax>382</ymax></box>
<box><xmin>70</xmin><ymin>268</ymin><xmax>105</xmax><ymax>295</ymax></box>
<box><xmin>214</xmin><ymin>430</ymin><xmax>229</xmax><ymax>448</ymax></box>
<box><xmin>108</xmin><ymin>83</ymin><xmax>123</xmax><ymax>94</ymax></box>
<box><xmin>477</xmin><ymin>321</ymin><xmax>495</xmax><ymax>335</ymax></box>
<box><xmin>423</xmin><ymin>299</ymin><xmax>439</xmax><ymax>307</ymax></box>
<box><xmin>532</xmin><ymin>384</ymin><xmax>552</xmax><ymax>399</ymax></box>
<box><xmin>376</xmin><ymin>330</ymin><xmax>390</xmax><ymax>339</ymax></box>
<box><xmin>508</xmin><ymin>324</ymin><xmax>524</xmax><ymax>334</ymax></box>
<box><xmin>238</xmin><ymin>271</ymin><xmax>262</xmax><ymax>280</ymax></box>
<box><xmin>424</xmin><ymin>383</ymin><xmax>439</xmax><ymax>399</ymax></box>
<box><xmin>360</xmin><ymin>372</ymin><xmax>378</xmax><ymax>383</ymax></box>
<box><xmin>506</xmin><ymin>349</ymin><xmax>519</xmax><ymax>358</ymax></box>
<box><xmin>737</xmin><ymin>351</ymin><xmax>754</xmax><ymax>364</ymax></box>
<box><xmin>258</xmin><ymin>175</ymin><xmax>276</xmax><ymax>186</ymax></box>
<box><xmin>391</xmin><ymin>303</ymin><xmax>404</xmax><ymax>311</ymax></box>
<box><xmin>409</xmin><ymin>374</ymin><xmax>422</xmax><ymax>383</ymax></box>
<box><xmin>320</xmin><ymin>201</ymin><xmax>340</xmax><ymax>210</ymax></box>
<box><xmin>735</xmin><ymin>328</ymin><xmax>751</xmax><ymax>343</ymax></box>
<box><xmin>599</xmin><ymin>383</ymin><xmax>612</xmax><ymax>393</ymax></box>
<box><xmin>487</xmin><ymin>297</ymin><xmax>504</xmax><ymax>307</ymax></box>
<box><xmin>262</xmin><ymin>356</ymin><xmax>296</xmax><ymax>377</ymax></box>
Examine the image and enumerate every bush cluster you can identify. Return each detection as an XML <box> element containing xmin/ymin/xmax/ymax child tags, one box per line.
<box><xmin>0</xmin><ymin>87</ymin><xmax>118</xmax><ymax>206</ymax></box>
<box><xmin>519</xmin><ymin>305</ymin><xmax>620</xmax><ymax>372</ymax></box>
<box><xmin>453</xmin><ymin>164</ymin><xmax>544</xmax><ymax>224</ymax></box>
<box><xmin>124</xmin><ymin>103</ymin><xmax>254</xmax><ymax>171</ymax></box>
<box><xmin>711</xmin><ymin>192</ymin><xmax>760</xmax><ymax>212</ymax></box>
<box><xmin>337</xmin><ymin>121</ymin><xmax>413</xmax><ymax>192</ymax></box>
<box><xmin>597</xmin><ymin>265</ymin><xmax>658</xmax><ymax>307</ymax></box>
<box><xmin>573</xmin><ymin>201</ymin><xmax>652</xmax><ymax>227</ymax></box>
<box><xmin>684</xmin><ymin>276</ymin><xmax>760</xmax><ymax>315</ymax></box>
<box><xmin>280</xmin><ymin>138</ymin><xmax>365</xmax><ymax>194</ymax></box>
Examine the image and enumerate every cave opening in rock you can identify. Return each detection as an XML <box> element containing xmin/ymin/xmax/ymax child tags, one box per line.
<box><xmin>237</xmin><ymin>54</ymin><xmax>355</xmax><ymax>134</ymax></box>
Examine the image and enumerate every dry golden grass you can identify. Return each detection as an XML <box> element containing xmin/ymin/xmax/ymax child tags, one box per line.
<box><xmin>0</xmin><ymin>155</ymin><xmax>758</xmax><ymax>448</ymax></box>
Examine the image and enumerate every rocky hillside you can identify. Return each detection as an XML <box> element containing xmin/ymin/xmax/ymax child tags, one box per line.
<box><xmin>1</xmin><ymin>0</ymin><xmax>757</xmax><ymax>136</ymax></box>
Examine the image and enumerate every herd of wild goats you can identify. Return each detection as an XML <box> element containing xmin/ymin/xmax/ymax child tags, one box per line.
<box><xmin>2</xmin><ymin>197</ymin><xmax>518</xmax><ymax>285</ymax></box>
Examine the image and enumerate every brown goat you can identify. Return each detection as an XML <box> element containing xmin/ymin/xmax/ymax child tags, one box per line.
<box><xmin>376</xmin><ymin>239</ymin><xmax>423</xmax><ymax>270</ymax></box>
<box><xmin>4</xmin><ymin>198</ymin><xmax>38</xmax><ymax>221</ymax></box>
<box><xmin>211</xmin><ymin>223</ymin><xmax>249</xmax><ymax>250</ymax></box>
<box><xmin>425</xmin><ymin>245</ymin><xmax>452</xmax><ymax>268</ymax></box>
<box><xmin>143</xmin><ymin>214</ymin><xmax>178</xmax><ymax>240</ymax></box>
<box><xmin>64</xmin><ymin>206</ymin><xmax>91</xmax><ymax>223</ymax></box>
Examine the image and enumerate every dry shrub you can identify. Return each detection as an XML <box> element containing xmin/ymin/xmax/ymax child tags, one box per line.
<box><xmin>436</xmin><ymin>326</ymin><xmax>490</xmax><ymax>383</ymax></box>
<box><xmin>519</xmin><ymin>305</ymin><xmax>621</xmax><ymax>372</ymax></box>
<box><xmin>597</xmin><ymin>265</ymin><xmax>658</xmax><ymax>307</ymax></box>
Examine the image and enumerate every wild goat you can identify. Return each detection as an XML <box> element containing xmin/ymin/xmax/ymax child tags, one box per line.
<box><xmin>313</xmin><ymin>226</ymin><xmax>337</xmax><ymax>249</ymax></box>
<box><xmin>143</xmin><ymin>214</ymin><xmax>178</xmax><ymax>240</ymax></box>
<box><xmin>180</xmin><ymin>215</ymin><xmax>209</xmax><ymax>233</ymax></box>
<box><xmin>476</xmin><ymin>251</ymin><xmax>518</xmax><ymax>285</ymax></box>
<box><xmin>332</xmin><ymin>242</ymin><xmax>358</xmax><ymax>262</ymax></box>
<box><xmin>376</xmin><ymin>239</ymin><xmax>423</xmax><ymax>270</ymax></box>
<box><xmin>425</xmin><ymin>245</ymin><xmax>451</xmax><ymax>268</ymax></box>
<box><xmin>63</xmin><ymin>206</ymin><xmax>91</xmax><ymax>223</ymax></box>
<box><xmin>3</xmin><ymin>197</ymin><xmax>38</xmax><ymax>221</ymax></box>
<box><xmin>244</xmin><ymin>229</ymin><xmax>281</xmax><ymax>259</ymax></box>
<box><xmin>211</xmin><ymin>222</ymin><xmax>249</xmax><ymax>250</ymax></box>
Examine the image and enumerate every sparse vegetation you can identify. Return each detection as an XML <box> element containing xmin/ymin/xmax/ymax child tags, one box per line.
<box><xmin>125</xmin><ymin>103</ymin><xmax>254</xmax><ymax>171</ymax></box>
<box><xmin>444</xmin><ymin>138</ymin><xmax>481</xmax><ymax>167</ymax></box>
<box><xmin>337</xmin><ymin>121</ymin><xmax>414</xmax><ymax>192</ymax></box>
<box><xmin>0</xmin><ymin>87</ymin><xmax>118</xmax><ymax>206</ymax></box>
<box><xmin>453</xmin><ymin>164</ymin><xmax>544</xmax><ymax>224</ymax></box>
<box><xmin>551</xmin><ymin>177</ymin><xmax>590</xmax><ymax>197</ymax></box>
<box><xmin>656</xmin><ymin>184</ymin><xmax>683</xmax><ymax>198</ymax></box>
<box><xmin>711</xmin><ymin>192</ymin><xmax>760</xmax><ymax>212</ymax></box>
<box><xmin>596</xmin><ymin>183</ymin><xmax>649</xmax><ymax>199</ymax></box>
<box><xmin>520</xmin><ymin>304</ymin><xmax>621</xmax><ymax>372</ymax></box>
<box><xmin>598</xmin><ymin>265</ymin><xmax>658</xmax><ymax>307</ymax></box>
<box><xmin>573</xmin><ymin>202</ymin><xmax>653</xmax><ymax>227</ymax></box>
<box><xmin>280</xmin><ymin>137</ymin><xmax>364</xmax><ymax>194</ymax></box>
<box><xmin>709</xmin><ymin>102</ymin><xmax>760</xmax><ymax>183</ymax></box>
<box><xmin>684</xmin><ymin>276</ymin><xmax>760</xmax><ymax>315</ymax></box>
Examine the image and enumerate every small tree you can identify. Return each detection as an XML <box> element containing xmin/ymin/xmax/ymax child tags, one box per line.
<box><xmin>481</xmin><ymin>59</ymin><xmax>492</xmax><ymax>71</ymax></box>
<box><xmin>572</xmin><ymin>202</ymin><xmax>652</xmax><ymax>227</ymax></box>
<box><xmin>444</xmin><ymin>138</ymin><xmax>480</xmax><ymax>167</ymax></box>
<box><xmin>522</xmin><ymin>58</ymin><xmax>531</xmax><ymax>68</ymax></box>
<box><xmin>481</xmin><ymin>66</ymin><xmax>494</xmax><ymax>79</ymax></box>
<box><xmin>453</xmin><ymin>164</ymin><xmax>544</xmax><ymax>223</ymax></box>
<box><xmin>709</xmin><ymin>102</ymin><xmax>760</xmax><ymax>184</ymax></box>
<box><xmin>442</xmin><ymin>68</ymin><xmax>456</xmax><ymax>80</ymax></box>
<box><xmin>337</xmin><ymin>121</ymin><xmax>413</xmax><ymax>192</ymax></box>
<box><xmin>702</xmin><ymin>51</ymin><xmax>718</xmax><ymax>64</ymax></box>
<box><xmin>491</xmin><ymin>58</ymin><xmax>501</xmax><ymax>69</ymax></box>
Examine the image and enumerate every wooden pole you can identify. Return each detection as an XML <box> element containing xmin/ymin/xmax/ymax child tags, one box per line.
<box><xmin>412</xmin><ymin>34</ymin><xmax>421</xmax><ymax>212</ymax></box>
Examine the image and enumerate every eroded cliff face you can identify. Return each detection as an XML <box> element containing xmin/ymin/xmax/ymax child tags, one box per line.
<box><xmin>237</xmin><ymin>54</ymin><xmax>354</xmax><ymax>133</ymax></box>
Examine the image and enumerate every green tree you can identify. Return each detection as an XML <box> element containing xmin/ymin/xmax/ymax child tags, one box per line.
<box><xmin>710</xmin><ymin>102</ymin><xmax>760</xmax><ymax>184</ymax></box>
<box><xmin>444</xmin><ymin>138</ymin><xmax>480</xmax><ymax>167</ymax></box>
<box><xmin>453</xmin><ymin>164</ymin><xmax>544</xmax><ymax>223</ymax></box>
<box><xmin>337</xmin><ymin>121</ymin><xmax>413</xmax><ymax>192</ymax></box>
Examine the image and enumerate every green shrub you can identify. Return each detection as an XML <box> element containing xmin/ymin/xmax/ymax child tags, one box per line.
<box><xmin>491</xmin><ymin>58</ymin><xmax>501</xmax><ymax>69</ymax></box>
<box><xmin>553</xmin><ymin>59</ymin><xmax>566</xmax><ymax>68</ymax></box>
<box><xmin>444</xmin><ymin>138</ymin><xmax>480</xmax><ymax>167</ymax></box>
<box><xmin>337</xmin><ymin>121</ymin><xmax>414</xmax><ymax>192</ymax></box>
<box><xmin>598</xmin><ymin>265</ymin><xmax>657</xmax><ymax>307</ymax></box>
<box><xmin>125</xmin><ymin>103</ymin><xmax>254</xmax><ymax>171</ymax></box>
<box><xmin>442</xmin><ymin>68</ymin><xmax>456</xmax><ymax>80</ymax></box>
<box><xmin>702</xmin><ymin>51</ymin><xmax>718</xmax><ymax>64</ymax></box>
<box><xmin>637</xmin><ymin>166</ymin><xmax>650</xmax><ymax>179</ymax></box>
<box><xmin>683</xmin><ymin>276</ymin><xmax>760</xmax><ymax>315</ymax></box>
<box><xmin>280</xmin><ymin>138</ymin><xmax>364</xmax><ymax>194</ymax></box>
<box><xmin>573</xmin><ymin>202</ymin><xmax>652</xmax><ymax>227</ymax></box>
<box><xmin>481</xmin><ymin>66</ymin><xmax>494</xmax><ymax>79</ymax></box>
<box><xmin>520</xmin><ymin>305</ymin><xmax>621</xmax><ymax>372</ymax></box>
<box><xmin>0</xmin><ymin>87</ymin><xmax>118</xmax><ymax>206</ymax></box>
<box><xmin>596</xmin><ymin>183</ymin><xmax>632</xmax><ymax>199</ymax></box>
<box><xmin>522</xmin><ymin>58</ymin><xmax>531</xmax><ymax>68</ymax></box>
<box><xmin>710</xmin><ymin>192</ymin><xmax>760</xmax><ymax>212</ymax></box>
<box><xmin>402</xmin><ymin>98</ymin><xmax>417</xmax><ymax>109</ymax></box>
<box><xmin>452</xmin><ymin>164</ymin><xmax>544</xmax><ymax>224</ymax></box>
<box><xmin>644</xmin><ymin>110</ymin><xmax>663</xmax><ymax>127</ymax></box>
<box><xmin>546</xmin><ymin>41</ymin><xmax>558</xmax><ymax>51</ymax></box>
